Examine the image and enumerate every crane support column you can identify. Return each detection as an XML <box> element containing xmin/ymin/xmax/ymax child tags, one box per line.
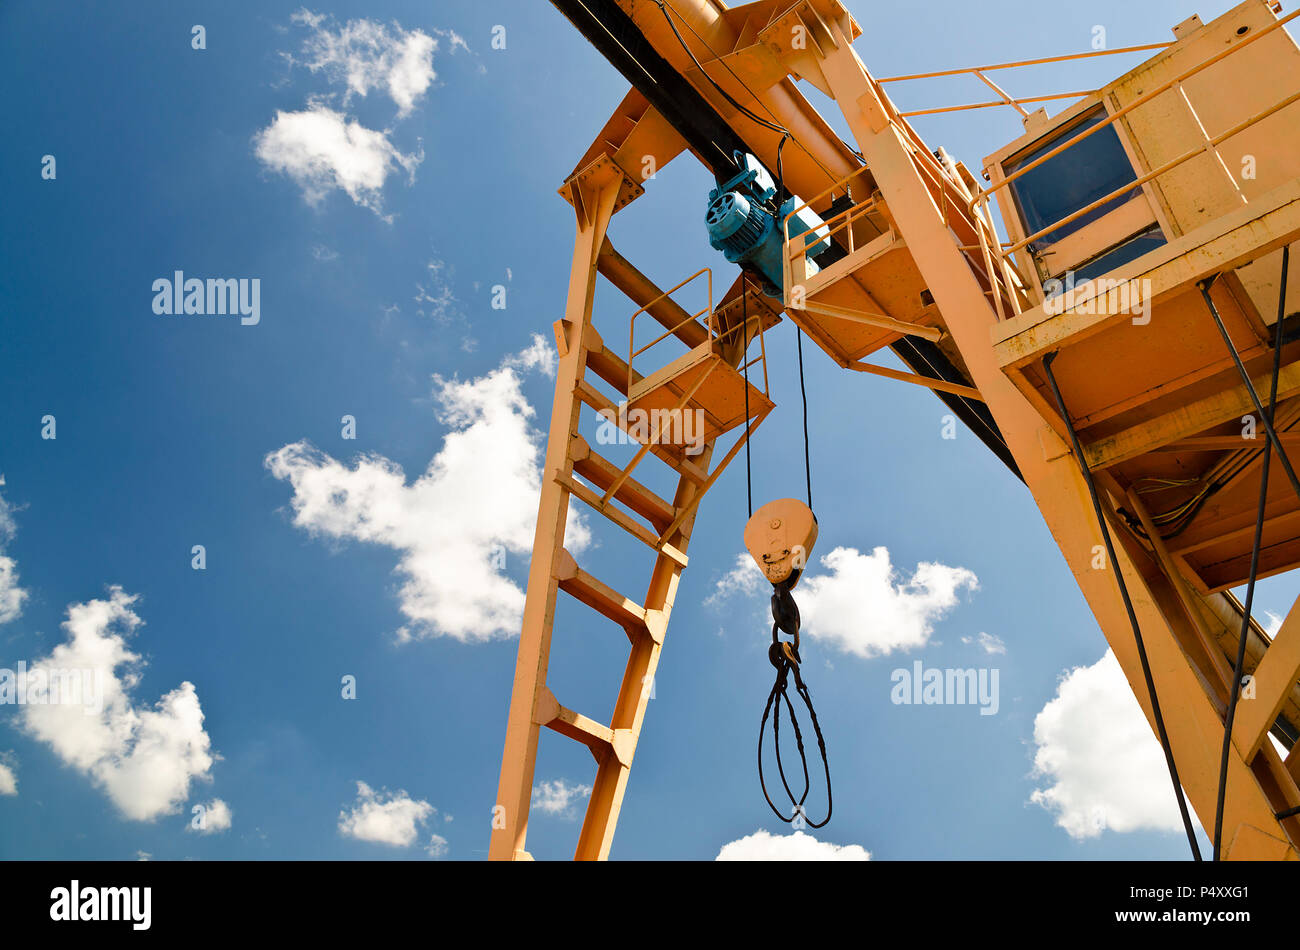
<box><xmin>792</xmin><ymin>6</ymin><xmax>1297</xmax><ymax>858</ymax></box>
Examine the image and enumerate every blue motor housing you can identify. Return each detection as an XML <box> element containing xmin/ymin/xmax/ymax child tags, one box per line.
<box><xmin>705</xmin><ymin>152</ymin><xmax>829</xmax><ymax>298</ymax></box>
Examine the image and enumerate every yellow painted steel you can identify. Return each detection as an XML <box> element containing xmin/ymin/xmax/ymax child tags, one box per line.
<box><xmin>492</xmin><ymin>0</ymin><xmax>1300</xmax><ymax>859</ymax></box>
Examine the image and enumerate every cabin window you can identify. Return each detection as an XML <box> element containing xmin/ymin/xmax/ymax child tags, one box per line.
<box><xmin>1005</xmin><ymin>107</ymin><xmax>1142</xmax><ymax>250</ymax></box>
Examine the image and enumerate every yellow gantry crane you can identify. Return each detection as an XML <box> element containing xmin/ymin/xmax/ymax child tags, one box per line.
<box><xmin>489</xmin><ymin>0</ymin><xmax>1300</xmax><ymax>860</ymax></box>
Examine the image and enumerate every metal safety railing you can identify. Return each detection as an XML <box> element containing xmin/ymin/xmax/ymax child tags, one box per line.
<box><xmin>626</xmin><ymin>266</ymin><xmax>770</xmax><ymax>402</ymax></box>
<box><xmin>780</xmin><ymin>151</ymin><xmax>1033</xmax><ymax>320</ymax></box>
<box><xmin>875</xmin><ymin>42</ymin><xmax>1173</xmax><ymax>118</ymax></box>
<box><xmin>779</xmin><ymin>165</ymin><xmax>879</xmax><ymax>297</ymax></box>
<box><xmin>967</xmin><ymin>4</ymin><xmax>1300</xmax><ymax>320</ymax></box>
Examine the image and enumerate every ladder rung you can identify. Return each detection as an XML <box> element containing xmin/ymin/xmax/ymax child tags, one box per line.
<box><xmin>555</xmin><ymin>548</ymin><xmax>647</xmax><ymax>641</ymax></box>
<box><xmin>573</xmin><ymin>379</ymin><xmax>708</xmax><ymax>485</ymax></box>
<box><xmin>556</xmin><ymin>470</ymin><xmax>689</xmax><ymax>567</ymax></box>
<box><xmin>571</xmin><ymin>436</ymin><xmax>675</xmax><ymax>533</ymax></box>
<box><xmin>534</xmin><ymin>686</ymin><xmax>615</xmax><ymax>761</ymax></box>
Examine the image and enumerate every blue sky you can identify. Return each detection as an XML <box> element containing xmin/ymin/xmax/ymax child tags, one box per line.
<box><xmin>0</xmin><ymin>0</ymin><xmax>1295</xmax><ymax>861</ymax></box>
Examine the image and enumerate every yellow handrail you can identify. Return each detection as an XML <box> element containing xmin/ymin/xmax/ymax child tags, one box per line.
<box><xmin>964</xmin><ymin>4</ymin><xmax>1300</xmax><ymax>314</ymax></box>
<box><xmin>969</xmin><ymin>6</ymin><xmax>1300</xmax><ymax>221</ymax></box>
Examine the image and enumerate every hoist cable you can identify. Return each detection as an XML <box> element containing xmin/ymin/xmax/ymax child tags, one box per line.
<box><xmin>741</xmin><ymin>277</ymin><xmax>753</xmax><ymax>518</ymax></box>
<box><xmin>796</xmin><ymin>326</ymin><xmax>813</xmax><ymax>514</ymax></box>
<box><xmin>1213</xmin><ymin>245</ymin><xmax>1289</xmax><ymax>861</ymax></box>
<box><xmin>1042</xmin><ymin>352</ymin><xmax>1203</xmax><ymax>861</ymax></box>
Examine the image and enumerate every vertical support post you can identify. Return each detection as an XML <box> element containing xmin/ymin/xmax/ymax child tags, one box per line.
<box><xmin>488</xmin><ymin>171</ymin><xmax>621</xmax><ymax>861</ymax></box>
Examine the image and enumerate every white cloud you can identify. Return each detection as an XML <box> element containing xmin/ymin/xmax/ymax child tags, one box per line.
<box><xmin>190</xmin><ymin>798</ymin><xmax>233</xmax><ymax>834</ymax></box>
<box><xmin>291</xmin><ymin>10</ymin><xmax>437</xmax><ymax>117</ymax></box>
<box><xmin>0</xmin><ymin>476</ymin><xmax>29</xmax><ymax>625</ymax></box>
<box><xmin>962</xmin><ymin>631</ymin><xmax>1006</xmax><ymax>655</ymax></box>
<box><xmin>705</xmin><ymin>553</ymin><xmax>764</xmax><ymax>607</ymax></box>
<box><xmin>266</xmin><ymin>336</ymin><xmax>588</xmax><ymax>642</ymax></box>
<box><xmin>15</xmin><ymin>588</ymin><xmax>216</xmax><ymax>821</ymax></box>
<box><xmin>1263</xmin><ymin>611</ymin><xmax>1284</xmax><ymax>638</ymax></box>
<box><xmin>715</xmin><ymin>829</ymin><xmax>870</xmax><ymax>860</ymax></box>
<box><xmin>253</xmin><ymin>104</ymin><xmax>422</xmax><ymax>217</ymax></box>
<box><xmin>338</xmin><ymin>781</ymin><xmax>433</xmax><ymax>847</ymax></box>
<box><xmin>1029</xmin><ymin>649</ymin><xmax>1191</xmax><ymax>839</ymax></box>
<box><xmin>797</xmin><ymin>547</ymin><xmax>978</xmax><ymax>658</ymax></box>
<box><xmin>0</xmin><ymin>755</ymin><xmax>16</xmax><ymax>796</ymax></box>
<box><xmin>426</xmin><ymin>833</ymin><xmax>449</xmax><ymax>858</ymax></box>
<box><xmin>414</xmin><ymin>258</ymin><xmax>459</xmax><ymax>323</ymax></box>
<box><xmin>531</xmin><ymin>778</ymin><xmax>592</xmax><ymax>818</ymax></box>
<box><xmin>311</xmin><ymin>244</ymin><xmax>339</xmax><ymax>262</ymax></box>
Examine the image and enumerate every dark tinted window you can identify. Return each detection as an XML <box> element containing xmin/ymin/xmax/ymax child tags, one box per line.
<box><xmin>1007</xmin><ymin>108</ymin><xmax>1140</xmax><ymax>249</ymax></box>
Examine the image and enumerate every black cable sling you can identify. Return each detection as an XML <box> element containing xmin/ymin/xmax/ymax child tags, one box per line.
<box><xmin>757</xmin><ymin>576</ymin><xmax>832</xmax><ymax>828</ymax></box>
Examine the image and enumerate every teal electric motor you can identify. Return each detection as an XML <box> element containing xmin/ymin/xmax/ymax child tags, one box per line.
<box><xmin>705</xmin><ymin>151</ymin><xmax>830</xmax><ymax>297</ymax></box>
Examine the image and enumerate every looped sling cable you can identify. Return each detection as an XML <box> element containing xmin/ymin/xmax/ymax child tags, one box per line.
<box><xmin>758</xmin><ymin>578</ymin><xmax>832</xmax><ymax>828</ymax></box>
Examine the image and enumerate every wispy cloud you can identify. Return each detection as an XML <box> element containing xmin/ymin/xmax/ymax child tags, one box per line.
<box><xmin>414</xmin><ymin>258</ymin><xmax>460</xmax><ymax>323</ymax></box>
<box><xmin>705</xmin><ymin>553</ymin><xmax>764</xmax><ymax>607</ymax></box>
<box><xmin>289</xmin><ymin>10</ymin><xmax>438</xmax><ymax>117</ymax></box>
<box><xmin>1263</xmin><ymin>610</ymin><xmax>1284</xmax><ymax>638</ymax></box>
<box><xmin>962</xmin><ymin>631</ymin><xmax>1006</xmax><ymax>655</ymax></box>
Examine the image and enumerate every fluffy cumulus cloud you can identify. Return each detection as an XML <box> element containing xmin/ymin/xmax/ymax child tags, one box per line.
<box><xmin>253</xmin><ymin>104</ymin><xmax>422</xmax><ymax>217</ymax></box>
<box><xmin>0</xmin><ymin>755</ymin><xmax>16</xmax><ymax>796</ymax></box>
<box><xmin>0</xmin><ymin>476</ymin><xmax>28</xmax><ymax>625</ymax></box>
<box><xmin>798</xmin><ymin>546</ymin><xmax>978</xmax><ymax>658</ymax></box>
<box><xmin>14</xmin><ymin>588</ymin><xmax>216</xmax><ymax>821</ymax></box>
<box><xmin>189</xmin><ymin>797</ymin><xmax>233</xmax><ymax>834</ymax></box>
<box><xmin>1029</xmin><ymin>649</ymin><xmax>1190</xmax><ymax>839</ymax></box>
<box><xmin>715</xmin><ymin>830</ymin><xmax>871</xmax><ymax>860</ymax></box>
<box><xmin>338</xmin><ymin>781</ymin><xmax>435</xmax><ymax>847</ymax></box>
<box><xmin>291</xmin><ymin>9</ymin><xmax>438</xmax><ymax>117</ymax></box>
<box><xmin>531</xmin><ymin>778</ymin><xmax>592</xmax><ymax>818</ymax></box>
<box><xmin>267</xmin><ymin>336</ymin><xmax>588</xmax><ymax>643</ymax></box>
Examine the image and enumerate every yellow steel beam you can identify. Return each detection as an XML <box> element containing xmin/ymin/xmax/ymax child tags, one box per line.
<box><xmin>1233</xmin><ymin>596</ymin><xmax>1300</xmax><ymax>762</ymax></box>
